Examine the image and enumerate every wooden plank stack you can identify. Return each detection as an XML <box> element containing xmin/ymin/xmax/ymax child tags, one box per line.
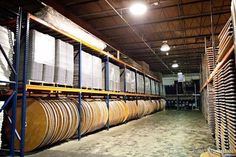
<box><xmin>214</xmin><ymin>58</ymin><xmax>236</xmax><ymax>153</ymax></box>
<box><xmin>217</xmin><ymin>18</ymin><xmax>234</xmax><ymax>62</ymax></box>
<box><xmin>212</xmin><ymin>17</ymin><xmax>236</xmax><ymax>154</ymax></box>
<box><xmin>207</xmin><ymin>84</ymin><xmax>215</xmax><ymax>136</ymax></box>
<box><xmin>206</xmin><ymin>47</ymin><xmax>218</xmax><ymax>74</ymax></box>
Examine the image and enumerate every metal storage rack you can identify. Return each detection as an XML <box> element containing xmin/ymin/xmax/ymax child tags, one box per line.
<box><xmin>0</xmin><ymin>8</ymin><xmax>22</xmax><ymax>157</ymax></box>
<box><xmin>2</xmin><ymin>8</ymin><xmax>163</xmax><ymax>157</ymax></box>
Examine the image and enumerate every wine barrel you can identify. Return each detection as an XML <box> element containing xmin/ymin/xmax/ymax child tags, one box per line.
<box><xmin>126</xmin><ymin>101</ymin><xmax>138</xmax><ymax>120</ymax></box>
<box><xmin>86</xmin><ymin>100</ymin><xmax>108</xmax><ymax>133</ymax></box>
<box><xmin>159</xmin><ymin>99</ymin><xmax>166</xmax><ymax>111</ymax></box>
<box><xmin>137</xmin><ymin>100</ymin><xmax>145</xmax><ymax>118</ymax></box>
<box><xmin>156</xmin><ymin>100</ymin><xmax>160</xmax><ymax>111</ymax></box>
<box><xmin>109</xmin><ymin>101</ymin><xmax>129</xmax><ymax>126</ymax></box>
<box><xmin>5</xmin><ymin>98</ymin><xmax>79</xmax><ymax>152</ymax></box>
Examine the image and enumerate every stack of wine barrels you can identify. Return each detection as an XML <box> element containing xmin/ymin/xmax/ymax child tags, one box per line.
<box><xmin>109</xmin><ymin>101</ymin><xmax>129</xmax><ymax>126</ymax></box>
<box><xmin>5</xmin><ymin>98</ymin><xmax>166</xmax><ymax>152</ymax></box>
<box><xmin>71</xmin><ymin>99</ymin><xmax>108</xmax><ymax>135</ymax></box>
<box><xmin>5</xmin><ymin>98</ymin><xmax>79</xmax><ymax>152</ymax></box>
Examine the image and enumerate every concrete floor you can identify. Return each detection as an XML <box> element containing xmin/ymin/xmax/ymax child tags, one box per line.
<box><xmin>28</xmin><ymin>110</ymin><xmax>214</xmax><ymax>157</ymax></box>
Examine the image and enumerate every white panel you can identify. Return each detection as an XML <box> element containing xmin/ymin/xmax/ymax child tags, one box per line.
<box><xmin>0</xmin><ymin>26</ymin><xmax>14</xmax><ymax>85</ymax></box>
<box><xmin>92</xmin><ymin>55</ymin><xmax>102</xmax><ymax>89</ymax></box>
<box><xmin>130</xmin><ymin>70</ymin><xmax>136</xmax><ymax>92</ymax></box>
<box><xmin>81</xmin><ymin>51</ymin><xmax>92</xmax><ymax>88</ymax></box>
<box><xmin>55</xmin><ymin>39</ymin><xmax>67</xmax><ymax>84</ymax></box>
<box><xmin>42</xmin><ymin>34</ymin><xmax>55</xmax><ymax>83</ymax></box>
<box><xmin>145</xmin><ymin>77</ymin><xmax>151</xmax><ymax>94</ymax></box>
<box><xmin>137</xmin><ymin>73</ymin><xmax>144</xmax><ymax>93</ymax></box>
<box><xmin>66</xmin><ymin>43</ymin><xmax>74</xmax><ymax>86</ymax></box>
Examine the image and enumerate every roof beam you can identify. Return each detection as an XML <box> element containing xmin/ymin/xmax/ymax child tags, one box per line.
<box><xmin>106</xmin><ymin>23</ymin><xmax>225</xmax><ymax>39</ymax></box>
<box><xmin>124</xmin><ymin>43</ymin><xmax>205</xmax><ymax>52</ymax></box>
<box><xmin>65</xmin><ymin>0</ymin><xmax>99</xmax><ymax>7</ymax></box>
<box><xmin>116</xmin><ymin>34</ymin><xmax>218</xmax><ymax>45</ymax></box>
<box><xmin>96</xmin><ymin>10</ymin><xmax>230</xmax><ymax>31</ymax></box>
<box><xmin>78</xmin><ymin>0</ymin><xmax>209</xmax><ymax>20</ymax></box>
<box><xmin>131</xmin><ymin>54</ymin><xmax>202</xmax><ymax>60</ymax></box>
<box><xmin>130</xmin><ymin>51</ymin><xmax>203</xmax><ymax>58</ymax></box>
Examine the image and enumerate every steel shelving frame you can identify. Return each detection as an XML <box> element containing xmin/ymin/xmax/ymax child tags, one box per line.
<box><xmin>0</xmin><ymin>7</ymin><xmax>22</xmax><ymax>157</ymax></box>
<box><xmin>8</xmin><ymin>10</ymin><xmax>163</xmax><ymax>157</ymax></box>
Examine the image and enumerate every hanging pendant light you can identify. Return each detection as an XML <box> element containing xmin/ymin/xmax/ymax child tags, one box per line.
<box><xmin>160</xmin><ymin>41</ymin><xmax>170</xmax><ymax>52</ymax></box>
<box><xmin>171</xmin><ymin>63</ymin><xmax>179</xmax><ymax>68</ymax></box>
<box><xmin>129</xmin><ymin>2</ymin><xmax>147</xmax><ymax>16</ymax></box>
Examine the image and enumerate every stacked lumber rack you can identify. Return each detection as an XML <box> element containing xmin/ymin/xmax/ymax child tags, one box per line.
<box><xmin>0</xmin><ymin>8</ymin><xmax>22</xmax><ymax>157</ymax></box>
<box><xmin>2</xmin><ymin>8</ymin><xmax>164</xmax><ymax>157</ymax></box>
<box><xmin>200</xmin><ymin>12</ymin><xmax>236</xmax><ymax>154</ymax></box>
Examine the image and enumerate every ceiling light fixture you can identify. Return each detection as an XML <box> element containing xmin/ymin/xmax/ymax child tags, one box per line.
<box><xmin>160</xmin><ymin>41</ymin><xmax>170</xmax><ymax>52</ymax></box>
<box><xmin>153</xmin><ymin>2</ymin><xmax>159</xmax><ymax>6</ymax></box>
<box><xmin>172</xmin><ymin>63</ymin><xmax>179</xmax><ymax>68</ymax></box>
<box><xmin>166</xmin><ymin>52</ymin><xmax>169</xmax><ymax>56</ymax></box>
<box><xmin>129</xmin><ymin>2</ymin><xmax>147</xmax><ymax>16</ymax></box>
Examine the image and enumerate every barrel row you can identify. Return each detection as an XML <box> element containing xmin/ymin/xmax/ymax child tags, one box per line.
<box><xmin>5</xmin><ymin>98</ymin><xmax>166</xmax><ymax>152</ymax></box>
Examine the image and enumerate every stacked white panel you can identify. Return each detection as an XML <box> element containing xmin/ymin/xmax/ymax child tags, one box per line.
<box><xmin>120</xmin><ymin>69</ymin><xmax>130</xmax><ymax>92</ymax></box>
<box><xmin>73</xmin><ymin>50</ymin><xmax>79</xmax><ymax>87</ymax></box>
<box><xmin>28</xmin><ymin>30</ymin><xmax>44</xmax><ymax>81</ymax></box>
<box><xmin>55</xmin><ymin>39</ymin><xmax>67</xmax><ymax>84</ymax></box>
<box><xmin>114</xmin><ymin>65</ymin><xmax>120</xmax><ymax>91</ymax></box>
<box><xmin>0</xmin><ymin>26</ymin><xmax>14</xmax><ymax>85</ymax></box>
<box><xmin>137</xmin><ymin>73</ymin><xmax>144</xmax><ymax>93</ymax></box>
<box><xmin>109</xmin><ymin>63</ymin><xmax>115</xmax><ymax>91</ymax></box>
<box><xmin>145</xmin><ymin>77</ymin><xmax>151</xmax><ymax>94</ymax></box>
<box><xmin>42</xmin><ymin>34</ymin><xmax>55</xmax><ymax>83</ymax></box>
<box><xmin>155</xmin><ymin>82</ymin><xmax>159</xmax><ymax>95</ymax></box>
<box><xmin>130</xmin><ymin>70</ymin><xmax>136</xmax><ymax>92</ymax></box>
<box><xmin>81</xmin><ymin>51</ymin><xmax>92</xmax><ymax>88</ymax></box>
<box><xmin>66</xmin><ymin>43</ymin><xmax>74</xmax><ymax>86</ymax></box>
<box><xmin>102</xmin><ymin>62</ymin><xmax>120</xmax><ymax>91</ymax></box>
<box><xmin>92</xmin><ymin>55</ymin><xmax>102</xmax><ymax>89</ymax></box>
<box><xmin>151</xmin><ymin>80</ymin><xmax>156</xmax><ymax>94</ymax></box>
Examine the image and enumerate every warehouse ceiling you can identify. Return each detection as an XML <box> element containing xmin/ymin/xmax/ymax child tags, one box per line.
<box><xmin>0</xmin><ymin>0</ymin><xmax>231</xmax><ymax>74</ymax></box>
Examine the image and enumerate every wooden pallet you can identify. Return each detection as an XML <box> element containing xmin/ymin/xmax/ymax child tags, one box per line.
<box><xmin>26</xmin><ymin>80</ymin><xmax>55</xmax><ymax>86</ymax></box>
<box><xmin>55</xmin><ymin>84</ymin><xmax>73</xmax><ymax>88</ymax></box>
<box><xmin>81</xmin><ymin>87</ymin><xmax>104</xmax><ymax>91</ymax></box>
